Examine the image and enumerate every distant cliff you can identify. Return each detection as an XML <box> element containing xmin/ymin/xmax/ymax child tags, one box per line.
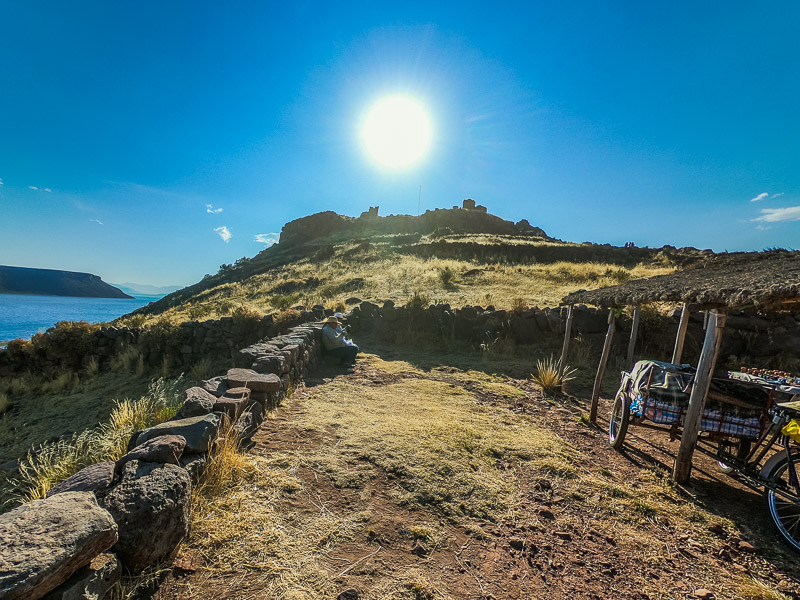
<box><xmin>0</xmin><ymin>266</ymin><xmax>133</xmax><ymax>298</ymax></box>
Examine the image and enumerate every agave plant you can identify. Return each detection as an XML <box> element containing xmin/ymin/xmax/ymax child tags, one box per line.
<box><xmin>531</xmin><ymin>355</ymin><xmax>576</xmax><ymax>393</ymax></box>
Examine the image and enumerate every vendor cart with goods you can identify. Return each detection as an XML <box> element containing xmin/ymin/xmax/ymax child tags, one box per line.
<box><xmin>609</xmin><ymin>360</ymin><xmax>800</xmax><ymax>551</ymax></box>
<box><xmin>561</xmin><ymin>250</ymin><xmax>800</xmax><ymax>553</ymax></box>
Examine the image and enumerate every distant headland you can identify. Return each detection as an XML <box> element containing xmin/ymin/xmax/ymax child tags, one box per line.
<box><xmin>0</xmin><ymin>265</ymin><xmax>133</xmax><ymax>299</ymax></box>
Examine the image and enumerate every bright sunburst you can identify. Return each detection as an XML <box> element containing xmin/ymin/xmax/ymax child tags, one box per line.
<box><xmin>361</xmin><ymin>95</ymin><xmax>432</xmax><ymax>169</ymax></box>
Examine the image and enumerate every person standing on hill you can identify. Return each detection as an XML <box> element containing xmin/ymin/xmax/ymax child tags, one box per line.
<box><xmin>322</xmin><ymin>315</ymin><xmax>359</xmax><ymax>366</ymax></box>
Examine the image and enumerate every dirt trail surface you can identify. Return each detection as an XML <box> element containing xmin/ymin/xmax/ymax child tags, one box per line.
<box><xmin>155</xmin><ymin>346</ymin><xmax>800</xmax><ymax>600</ymax></box>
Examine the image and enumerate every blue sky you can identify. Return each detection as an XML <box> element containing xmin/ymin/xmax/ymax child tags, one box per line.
<box><xmin>1</xmin><ymin>1</ymin><xmax>798</xmax><ymax>286</ymax></box>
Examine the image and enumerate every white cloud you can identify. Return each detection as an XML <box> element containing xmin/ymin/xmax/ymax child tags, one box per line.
<box><xmin>90</xmin><ymin>218</ymin><xmax>103</xmax><ymax>225</ymax></box>
<box><xmin>750</xmin><ymin>191</ymin><xmax>785</xmax><ymax>202</ymax></box>
<box><xmin>214</xmin><ymin>226</ymin><xmax>232</xmax><ymax>242</ymax></box>
<box><xmin>206</xmin><ymin>203</ymin><xmax>223</xmax><ymax>214</ymax></box>
<box><xmin>44</xmin><ymin>188</ymin><xmax>52</xmax><ymax>192</ymax></box>
<box><xmin>28</xmin><ymin>186</ymin><xmax>39</xmax><ymax>191</ymax></box>
<box><xmin>753</xmin><ymin>206</ymin><xmax>800</xmax><ymax>223</ymax></box>
<box><xmin>0</xmin><ymin>178</ymin><xmax>4</xmax><ymax>185</ymax></box>
<box><xmin>254</xmin><ymin>232</ymin><xmax>280</xmax><ymax>245</ymax></box>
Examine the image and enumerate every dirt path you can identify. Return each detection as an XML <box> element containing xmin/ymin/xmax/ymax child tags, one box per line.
<box><xmin>155</xmin><ymin>349</ymin><xmax>800</xmax><ymax>600</ymax></box>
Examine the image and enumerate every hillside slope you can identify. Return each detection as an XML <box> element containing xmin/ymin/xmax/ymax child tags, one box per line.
<box><xmin>0</xmin><ymin>265</ymin><xmax>133</xmax><ymax>299</ymax></box>
<box><xmin>127</xmin><ymin>205</ymin><xmax>707</xmax><ymax>324</ymax></box>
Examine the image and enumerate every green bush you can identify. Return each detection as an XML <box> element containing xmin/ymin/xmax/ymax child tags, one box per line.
<box><xmin>269</xmin><ymin>293</ymin><xmax>301</xmax><ymax>311</ymax></box>
<box><xmin>438</xmin><ymin>267</ymin><xmax>455</xmax><ymax>286</ymax></box>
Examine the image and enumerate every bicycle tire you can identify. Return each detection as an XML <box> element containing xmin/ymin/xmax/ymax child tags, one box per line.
<box><xmin>765</xmin><ymin>454</ymin><xmax>800</xmax><ymax>553</ymax></box>
<box><xmin>609</xmin><ymin>392</ymin><xmax>629</xmax><ymax>451</ymax></box>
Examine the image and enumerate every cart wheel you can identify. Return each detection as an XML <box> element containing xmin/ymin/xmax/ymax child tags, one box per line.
<box><xmin>764</xmin><ymin>456</ymin><xmax>800</xmax><ymax>553</ymax></box>
<box><xmin>609</xmin><ymin>392</ymin><xmax>629</xmax><ymax>450</ymax></box>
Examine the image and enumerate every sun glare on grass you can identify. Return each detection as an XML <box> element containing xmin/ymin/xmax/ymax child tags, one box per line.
<box><xmin>361</xmin><ymin>95</ymin><xmax>432</xmax><ymax>169</ymax></box>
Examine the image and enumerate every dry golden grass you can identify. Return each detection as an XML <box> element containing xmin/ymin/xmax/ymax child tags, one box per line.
<box><xmin>133</xmin><ymin>238</ymin><xmax>673</xmax><ymax>324</ymax></box>
<box><xmin>176</xmin><ymin>351</ymin><xmax>798</xmax><ymax>599</ymax></box>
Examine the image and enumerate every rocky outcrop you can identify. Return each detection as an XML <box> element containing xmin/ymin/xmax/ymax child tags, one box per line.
<box><xmin>99</xmin><ymin>461</ymin><xmax>191</xmax><ymax>572</ymax></box>
<box><xmin>0</xmin><ymin>492</ymin><xmax>118</xmax><ymax>600</ymax></box>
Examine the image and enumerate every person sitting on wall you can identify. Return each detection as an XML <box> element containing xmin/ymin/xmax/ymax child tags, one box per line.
<box><xmin>322</xmin><ymin>315</ymin><xmax>359</xmax><ymax>366</ymax></box>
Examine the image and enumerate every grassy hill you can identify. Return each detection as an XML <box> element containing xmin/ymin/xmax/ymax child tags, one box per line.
<box><xmin>125</xmin><ymin>207</ymin><xmax>707</xmax><ymax>325</ymax></box>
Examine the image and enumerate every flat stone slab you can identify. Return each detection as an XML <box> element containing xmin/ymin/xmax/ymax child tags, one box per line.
<box><xmin>200</xmin><ymin>377</ymin><xmax>228</xmax><ymax>398</ymax></box>
<box><xmin>135</xmin><ymin>414</ymin><xmax>221</xmax><ymax>454</ymax></box>
<box><xmin>226</xmin><ymin>368</ymin><xmax>281</xmax><ymax>393</ymax></box>
<box><xmin>116</xmin><ymin>435</ymin><xmax>186</xmax><ymax>475</ymax></box>
<box><xmin>47</xmin><ymin>462</ymin><xmax>115</xmax><ymax>497</ymax></box>
<box><xmin>0</xmin><ymin>491</ymin><xmax>118</xmax><ymax>600</ymax></box>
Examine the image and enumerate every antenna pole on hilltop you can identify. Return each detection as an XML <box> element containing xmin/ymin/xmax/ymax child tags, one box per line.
<box><xmin>418</xmin><ymin>184</ymin><xmax>421</xmax><ymax>216</ymax></box>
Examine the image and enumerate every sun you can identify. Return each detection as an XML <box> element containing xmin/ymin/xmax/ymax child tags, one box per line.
<box><xmin>361</xmin><ymin>95</ymin><xmax>432</xmax><ymax>169</ymax></box>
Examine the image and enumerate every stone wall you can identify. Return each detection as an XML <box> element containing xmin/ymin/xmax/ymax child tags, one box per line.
<box><xmin>0</xmin><ymin>321</ymin><xmax>325</xmax><ymax>600</ymax></box>
<box><xmin>346</xmin><ymin>301</ymin><xmax>800</xmax><ymax>370</ymax></box>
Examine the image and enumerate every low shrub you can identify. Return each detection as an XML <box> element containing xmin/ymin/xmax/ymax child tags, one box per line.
<box><xmin>438</xmin><ymin>267</ymin><xmax>455</xmax><ymax>286</ymax></box>
<box><xmin>269</xmin><ymin>293</ymin><xmax>301</xmax><ymax>311</ymax></box>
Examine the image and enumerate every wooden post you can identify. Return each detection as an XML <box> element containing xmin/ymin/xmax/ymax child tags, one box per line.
<box><xmin>703</xmin><ymin>310</ymin><xmax>709</xmax><ymax>331</ymax></box>
<box><xmin>626</xmin><ymin>304</ymin><xmax>641</xmax><ymax>368</ymax></box>
<box><xmin>558</xmin><ymin>304</ymin><xmax>574</xmax><ymax>376</ymax></box>
<box><xmin>590</xmin><ymin>308</ymin><xmax>616</xmax><ymax>423</ymax></box>
<box><xmin>671</xmin><ymin>302</ymin><xmax>691</xmax><ymax>364</ymax></box>
<box><xmin>673</xmin><ymin>309</ymin><xmax>727</xmax><ymax>483</ymax></box>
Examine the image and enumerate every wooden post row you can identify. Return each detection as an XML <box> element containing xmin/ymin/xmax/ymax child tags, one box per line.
<box><xmin>626</xmin><ymin>304</ymin><xmax>641</xmax><ymax>368</ymax></box>
<box><xmin>673</xmin><ymin>309</ymin><xmax>727</xmax><ymax>484</ymax></box>
<box><xmin>590</xmin><ymin>308</ymin><xmax>616</xmax><ymax>423</ymax></box>
<box><xmin>671</xmin><ymin>302</ymin><xmax>691</xmax><ymax>364</ymax></box>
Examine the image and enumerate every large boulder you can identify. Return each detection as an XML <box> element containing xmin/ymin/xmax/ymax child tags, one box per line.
<box><xmin>226</xmin><ymin>368</ymin><xmax>281</xmax><ymax>393</ymax></box>
<box><xmin>252</xmin><ymin>354</ymin><xmax>286</xmax><ymax>375</ymax></box>
<box><xmin>115</xmin><ymin>435</ymin><xmax>186</xmax><ymax>476</ymax></box>
<box><xmin>0</xmin><ymin>492</ymin><xmax>118</xmax><ymax>600</ymax></box>
<box><xmin>42</xmin><ymin>552</ymin><xmax>120</xmax><ymax>600</ymax></box>
<box><xmin>135</xmin><ymin>413</ymin><xmax>221</xmax><ymax>454</ymax></box>
<box><xmin>99</xmin><ymin>461</ymin><xmax>191</xmax><ymax>572</ymax></box>
<box><xmin>47</xmin><ymin>462</ymin><xmax>115</xmax><ymax>497</ymax></box>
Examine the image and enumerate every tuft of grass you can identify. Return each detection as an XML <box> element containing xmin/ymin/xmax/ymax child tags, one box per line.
<box><xmin>84</xmin><ymin>357</ymin><xmax>99</xmax><ymax>377</ymax></box>
<box><xmin>41</xmin><ymin>370</ymin><xmax>79</xmax><ymax>395</ymax></box>
<box><xmin>16</xmin><ymin>377</ymin><xmax>185</xmax><ymax>501</ymax></box>
<box><xmin>0</xmin><ymin>393</ymin><xmax>11</xmax><ymax>416</ymax></box>
<box><xmin>190</xmin><ymin>357</ymin><xmax>213</xmax><ymax>382</ymax></box>
<box><xmin>111</xmin><ymin>347</ymin><xmax>140</xmax><ymax>374</ymax></box>
<box><xmin>438</xmin><ymin>266</ymin><xmax>455</xmax><ymax>287</ymax></box>
<box><xmin>530</xmin><ymin>355</ymin><xmax>576</xmax><ymax>393</ymax></box>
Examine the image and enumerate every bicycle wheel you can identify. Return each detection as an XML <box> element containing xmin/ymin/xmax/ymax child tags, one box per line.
<box><xmin>765</xmin><ymin>455</ymin><xmax>800</xmax><ymax>553</ymax></box>
<box><xmin>609</xmin><ymin>392</ymin><xmax>630</xmax><ymax>450</ymax></box>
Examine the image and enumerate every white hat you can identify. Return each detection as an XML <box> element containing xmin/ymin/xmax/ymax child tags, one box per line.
<box><xmin>334</xmin><ymin>312</ymin><xmax>346</xmax><ymax>320</ymax></box>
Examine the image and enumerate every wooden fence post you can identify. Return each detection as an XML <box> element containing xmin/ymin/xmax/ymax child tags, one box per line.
<box><xmin>626</xmin><ymin>304</ymin><xmax>641</xmax><ymax>368</ymax></box>
<box><xmin>671</xmin><ymin>302</ymin><xmax>691</xmax><ymax>364</ymax></box>
<box><xmin>590</xmin><ymin>308</ymin><xmax>616</xmax><ymax>423</ymax></box>
<box><xmin>673</xmin><ymin>309</ymin><xmax>727</xmax><ymax>483</ymax></box>
<box><xmin>558</xmin><ymin>304</ymin><xmax>574</xmax><ymax>377</ymax></box>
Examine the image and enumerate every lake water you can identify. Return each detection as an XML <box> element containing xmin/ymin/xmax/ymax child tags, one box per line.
<box><xmin>0</xmin><ymin>293</ymin><xmax>159</xmax><ymax>343</ymax></box>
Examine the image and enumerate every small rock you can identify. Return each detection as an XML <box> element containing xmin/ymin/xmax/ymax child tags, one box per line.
<box><xmin>41</xmin><ymin>552</ymin><xmax>121</xmax><ymax>600</ymax></box>
<box><xmin>537</xmin><ymin>508</ymin><xmax>555</xmax><ymax>520</ymax></box>
<box><xmin>337</xmin><ymin>589</ymin><xmax>359</xmax><ymax>600</ymax></box>
<box><xmin>554</xmin><ymin>531</ymin><xmax>572</xmax><ymax>541</ymax></box>
<box><xmin>737</xmin><ymin>540</ymin><xmax>756</xmax><ymax>553</ymax></box>
<box><xmin>410</xmin><ymin>540</ymin><xmax>429</xmax><ymax>556</ymax></box>
<box><xmin>173</xmin><ymin>549</ymin><xmax>205</xmax><ymax>573</ymax></box>
<box><xmin>707</xmin><ymin>523</ymin><xmax>725</xmax><ymax>536</ymax></box>
<box><xmin>509</xmin><ymin>537</ymin><xmax>525</xmax><ymax>550</ymax></box>
<box><xmin>694</xmin><ymin>589</ymin><xmax>715</xmax><ymax>599</ymax></box>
